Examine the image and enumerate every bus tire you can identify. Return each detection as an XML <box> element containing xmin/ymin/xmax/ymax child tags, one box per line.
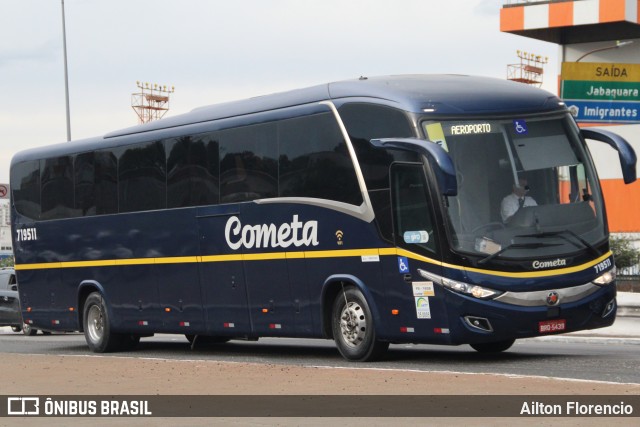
<box><xmin>470</xmin><ymin>339</ymin><xmax>515</xmax><ymax>353</ymax></box>
<box><xmin>331</xmin><ymin>287</ymin><xmax>388</xmax><ymax>362</ymax></box>
<box><xmin>120</xmin><ymin>334</ymin><xmax>141</xmax><ymax>351</ymax></box>
<box><xmin>22</xmin><ymin>323</ymin><xmax>38</xmax><ymax>336</ymax></box>
<box><xmin>83</xmin><ymin>292</ymin><xmax>122</xmax><ymax>353</ymax></box>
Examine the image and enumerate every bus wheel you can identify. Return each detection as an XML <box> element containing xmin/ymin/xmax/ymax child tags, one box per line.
<box><xmin>11</xmin><ymin>325</ymin><xmax>22</xmax><ymax>333</ymax></box>
<box><xmin>470</xmin><ymin>339</ymin><xmax>515</xmax><ymax>353</ymax></box>
<box><xmin>331</xmin><ymin>287</ymin><xmax>388</xmax><ymax>362</ymax></box>
<box><xmin>83</xmin><ymin>292</ymin><xmax>122</xmax><ymax>353</ymax></box>
<box><xmin>22</xmin><ymin>323</ymin><xmax>38</xmax><ymax>336</ymax></box>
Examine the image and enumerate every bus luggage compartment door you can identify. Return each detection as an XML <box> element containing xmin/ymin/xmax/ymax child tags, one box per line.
<box><xmin>198</xmin><ymin>212</ymin><xmax>251</xmax><ymax>336</ymax></box>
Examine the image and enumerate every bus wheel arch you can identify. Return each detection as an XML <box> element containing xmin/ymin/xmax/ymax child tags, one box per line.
<box><xmin>321</xmin><ymin>276</ymin><xmax>388</xmax><ymax>361</ymax></box>
<box><xmin>79</xmin><ymin>285</ymin><xmax>138</xmax><ymax>353</ymax></box>
<box><xmin>77</xmin><ymin>281</ymin><xmax>105</xmax><ymax>332</ymax></box>
<box><xmin>321</xmin><ymin>276</ymin><xmax>367</xmax><ymax>339</ymax></box>
<box><xmin>83</xmin><ymin>291</ymin><xmax>122</xmax><ymax>352</ymax></box>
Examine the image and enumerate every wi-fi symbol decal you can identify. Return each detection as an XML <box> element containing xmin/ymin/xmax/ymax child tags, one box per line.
<box><xmin>335</xmin><ymin>230</ymin><xmax>344</xmax><ymax>245</ymax></box>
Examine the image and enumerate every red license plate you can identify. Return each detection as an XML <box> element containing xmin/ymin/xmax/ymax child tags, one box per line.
<box><xmin>538</xmin><ymin>319</ymin><xmax>566</xmax><ymax>334</ymax></box>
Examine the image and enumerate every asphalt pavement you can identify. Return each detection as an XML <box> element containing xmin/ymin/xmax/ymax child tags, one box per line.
<box><xmin>561</xmin><ymin>291</ymin><xmax>640</xmax><ymax>339</ymax></box>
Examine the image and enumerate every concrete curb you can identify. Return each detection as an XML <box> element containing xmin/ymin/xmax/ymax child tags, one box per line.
<box><xmin>617</xmin><ymin>306</ymin><xmax>640</xmax><ymax>317</ymax></box>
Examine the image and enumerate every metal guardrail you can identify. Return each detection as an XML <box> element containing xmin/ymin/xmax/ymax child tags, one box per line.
<box><xmin>618</xmin><ymin>259</ymin><xmax>640</xmax><ymax>280</ymax></box>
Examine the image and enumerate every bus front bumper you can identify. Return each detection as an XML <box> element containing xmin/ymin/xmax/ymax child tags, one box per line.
<box><xmin>444</xmin><ymin>283</ymin><xmax>617</xmax><ymax>345</ymax></box>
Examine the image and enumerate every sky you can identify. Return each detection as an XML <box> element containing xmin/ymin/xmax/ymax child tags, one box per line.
<box><xmin>0</xmin><ymin>0</ymin><xmax>560</xmax><ymax>183</ymax></box>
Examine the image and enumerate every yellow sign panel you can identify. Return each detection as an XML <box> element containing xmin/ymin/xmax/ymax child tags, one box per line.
<box><xmin>562</xmin><ymin>62</ymin><xmax>640</xmax><ymax>82</ymax></box>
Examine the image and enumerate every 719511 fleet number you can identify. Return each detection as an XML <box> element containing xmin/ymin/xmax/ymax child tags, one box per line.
<box><xmin>16</xmin><ymin>227</ymin><xmax>38</xmax><ymax>242</ymax></box>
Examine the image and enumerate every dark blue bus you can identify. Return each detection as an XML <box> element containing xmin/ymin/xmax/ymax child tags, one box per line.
<box><xmin>10</xmin><ymin>75</ymin><xmax>636</xmax><ymax>361</ymax></box>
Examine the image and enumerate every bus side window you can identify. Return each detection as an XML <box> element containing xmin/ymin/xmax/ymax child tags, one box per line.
<box><xmin>41</xmin><ymin>156</ymin><xmax>75</xmax><ymax>220</ymax></box>
<box><xmin>75</xmin><ymin>153</ymin><xmax>96</xmax><ymax>216</ymax></box>
<box><xmin>339</xmin><ymin>103</ymin><xmax>416</xmax><ymax>241</ymax></box>
<box><xmin>220</xmin><ymin>123</ymin><xmax>277</xmax><ymax>203</ymax></box>
<box><xmin>11</xmin><ymin>160</ymin><xmax>41</xmax><ymax>220</ymax></box>
<box><xmin>167</xmin><ymin>134</ymin><xmax>220</xmax><ymax>208</ymax></box>
<box><xmin>278</xmin><ymin>113</ymin><xmax>362</xmax><ymax>205</ymax></box>
<box><xmin>94</xmin><ymin>150</ymin><xmax>118</xmax><ymax>215</ymax></box>
<box><xmin>391</xmin><ymin>163</ymin><xmax>437</xmax><ymax>255</ymax></box>
<box><xmin>118</xmin><ymin>141</ymin><xmax>166</xmax><ymax>213</ymax></box>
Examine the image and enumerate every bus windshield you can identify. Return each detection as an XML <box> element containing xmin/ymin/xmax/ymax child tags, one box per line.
<box><xmin>422</xmin><ymin>114</ymin><xmax>606</xmax><ymax>260</ymax></box>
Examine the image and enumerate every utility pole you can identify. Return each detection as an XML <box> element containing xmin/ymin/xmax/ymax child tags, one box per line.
<box><xmin>61</xmin><ymin>0</ymin><xmax>71</xmax><ymax>141</ymax></box>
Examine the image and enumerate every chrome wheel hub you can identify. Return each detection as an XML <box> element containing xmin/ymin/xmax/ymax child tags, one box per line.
<box><xmin>87</xmin><ymin>305</ymin><xmax>104</xmax><ymax>343</ymax></box>
<box><xmin>339</xmin><ymin>301</ymin><xmax>366</xmax><ymax>347</ymax></box>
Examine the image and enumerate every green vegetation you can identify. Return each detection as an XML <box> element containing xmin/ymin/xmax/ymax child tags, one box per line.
<box><xmin>610</xmin><ymin>235</ymin><xmax>640</xmax><ymax>270</ymax></box>
<box><xmin>0</xmin><ymin>257</ymin><xmax>14</xmax><ymax>268</ymax></box>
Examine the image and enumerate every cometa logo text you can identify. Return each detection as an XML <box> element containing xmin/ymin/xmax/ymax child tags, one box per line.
<box><xmin>532</xmin><ymin>259</ymin><xmax>567</xmax><ymax>269</ymax></box>
<box><xmin>225</xmin><ymin>215</ymin><xmax>319</xmax><ymax>250</ymax></box>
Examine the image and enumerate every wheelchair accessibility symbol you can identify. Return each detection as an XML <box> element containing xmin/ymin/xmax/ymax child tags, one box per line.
<box><xmin>513</xmin><ymin>119</ymin><xmax>528</xmax><ymax>135</ymax></box>
<box><xmin>398</xmin><ymin>256</ymin><xmax>410</xmax><ymax>274</ymax></box>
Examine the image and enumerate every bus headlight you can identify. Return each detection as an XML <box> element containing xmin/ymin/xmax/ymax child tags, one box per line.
<box><xmin>592</xmin><ymin>267</ymin><xmax>616</xmax><ymax>286</ymax></box>
<box><xmin>418</xmin><ymin>269</ymin><xmax>502</xmax><ymax>299</ymax></box>
<box><xmin>441</xmin><ymin>277</ymin><xmax>502</xmax><ymax>299</ymax></box>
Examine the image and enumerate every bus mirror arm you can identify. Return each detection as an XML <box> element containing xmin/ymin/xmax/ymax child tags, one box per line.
<box><xmin>370</xmin><ymin>138</ymin><xmax>457</xmax><ymax>196</ymax></box>
<box><xmin>581</xmin><ymin>128</ymin><xmax>637</xmax><ymax>184</ymax></box>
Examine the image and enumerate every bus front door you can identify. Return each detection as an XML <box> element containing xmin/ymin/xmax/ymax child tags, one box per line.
<box><xmin>385</xmin><ymin>162</ymin><xmax>448</xmax><ymax>342</ymax></box>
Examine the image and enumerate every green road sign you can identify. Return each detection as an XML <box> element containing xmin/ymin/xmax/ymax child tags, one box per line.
<box><xmin>562</xmin><ymin>80</ymin><xmax>640</xmax><ymax>102</ymax></box>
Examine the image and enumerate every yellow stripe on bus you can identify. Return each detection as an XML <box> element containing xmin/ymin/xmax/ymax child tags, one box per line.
<box><xmin>13</xmin><ymin>248</ymin><xmax>612</xmax><ymax>280</ymax></box>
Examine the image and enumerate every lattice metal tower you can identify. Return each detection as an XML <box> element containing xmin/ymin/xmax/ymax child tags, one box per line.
<box><xmin>507</xmin><ymin>51</ymin><xmax>548</xmax><ymax>87</ymax></box>
<box><xmin>131</xmin><ymin>81</ymin><xmax>175</xmax><ymax>124</ymax></box>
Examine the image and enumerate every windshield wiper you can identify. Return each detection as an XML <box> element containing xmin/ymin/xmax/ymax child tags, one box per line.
<box><xmin>516</xmin><ymin>229</ymin><xmax>600</xmax><ymax>257</ymax></box>
<box><xmin>478</xmin><ymin>242</ymin><xmax>561</xmax><ymax>265</ymax></box>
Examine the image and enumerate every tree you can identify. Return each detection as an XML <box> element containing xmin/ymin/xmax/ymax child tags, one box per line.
<box><xmin>610</xmin><ymin>235</ymin><xmax>640</xmax><ymax>270</ymax></box>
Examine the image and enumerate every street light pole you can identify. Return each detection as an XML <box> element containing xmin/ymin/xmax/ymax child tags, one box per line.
<box><xmin>575</xmin><ymin>40</ymin><xmax>634</xmax><ymax>62</ymax></box>
<box><xmin>61</xmin><ymin>0</ymin><xmax>71</xmax><ymax>142</ymax></box>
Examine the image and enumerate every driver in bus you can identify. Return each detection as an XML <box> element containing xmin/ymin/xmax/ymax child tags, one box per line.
<box><xmin>501</xmin><ymin>178</ymin><xmax>537</xmax><ymax>222</ymax></box>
